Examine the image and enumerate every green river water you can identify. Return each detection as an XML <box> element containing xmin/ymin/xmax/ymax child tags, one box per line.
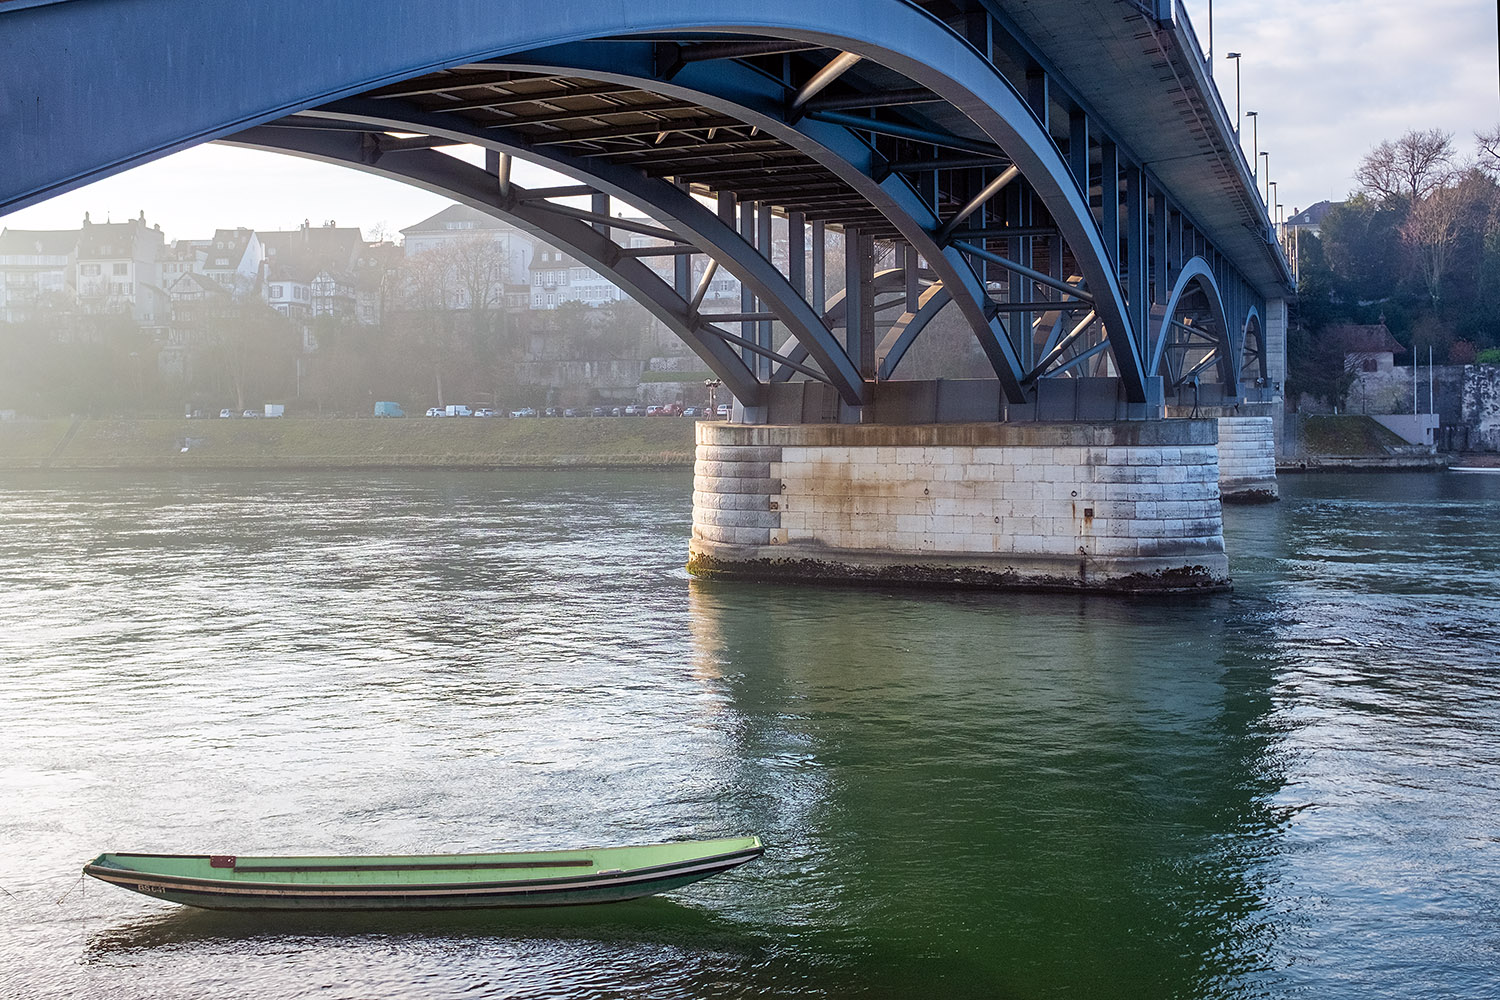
<box><xmin>0</xmin><ymin>469</ymin><xmax>1496</xmax><ymax>998</ymax></box>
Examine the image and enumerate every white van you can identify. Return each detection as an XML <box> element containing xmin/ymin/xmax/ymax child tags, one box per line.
<box><xmin>445</xmin><ymin>404</ymin><xmax>473</xmax><ymax>417</ymax></box>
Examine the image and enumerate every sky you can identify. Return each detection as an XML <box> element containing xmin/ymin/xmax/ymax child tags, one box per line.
<box><xmin>0</xmin><ymin>0</ymin><xmax>1495</xmax><ymax>243</ymax></box>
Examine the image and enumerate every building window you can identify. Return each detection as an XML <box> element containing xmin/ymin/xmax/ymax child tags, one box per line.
<box><xmin>113</xmin><ymin>262</ymin><xmax>128</xmax><ymax>276</ymax></box>
<box><xmin>81</xmin><ymin>263</ymin><xmax>100</xmax><ymax>276</ymax></box>
<box><xmin>271</xmin><ymin>285</ymin><xmax>283</xmax><ymax>297</ymax></box>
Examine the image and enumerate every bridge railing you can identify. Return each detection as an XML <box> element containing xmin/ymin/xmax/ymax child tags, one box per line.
<box><xmin>1169</xmin><ymin>0</ymin><xmax>1267</xmax><ymax>223</ymax></box>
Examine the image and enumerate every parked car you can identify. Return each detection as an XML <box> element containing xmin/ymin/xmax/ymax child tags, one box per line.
<box><xmin>373</xmin><ymin>401</ymin><xmax>405</xmax><ymax>418</ymax></box>
<box><xmin>623</xmin><ymin>404</ymin><xmax>645</xmax><ymax>416</ymax></box>
<box><xmin>682</xmin><ymin>406</ymin><xmax>701</xmax><ymax>418</ymax></box>
<box><xmin>509</xmin><ymin>407</ymin><xmax>536</xmax><ymax>418</ymax></box>
<box><xmin>219</xmin><ymin>408</ymin><xmax>236</xmax><ymax>419</ymax></box>
<box><xmin>472</xmin><ymin>408</ymin><xmax>496</xmax><ymax>418</ymax></box>
<box><xmin>242</xmin><ymin>409</ymin><xmax>260</xmax><ymax>419</ymax></box>
<box><xmin>426</xmin><ymin>407</ymin><xmax>445</xmax><ymax>417</ymax></box>
<box><xmin>716</xmin><ymin>403</ymin><xmax>731</xmax><ymax>418</ymax></box>
<box><xmin>610</xmin><ymin>407</ymin><xmax>624</xmax><ymax>417</ymax></box>
<box><xmin>591</xmin><ymin>406</ymin><xmax>607</xmax><ymax>417</ymax></box>
<box><xmin>563</xmin><ymin>408</ymin><xmax>581</xmax><ymax>418</ymax></box>
<box><xmin>445</xmin><ymin>404</ymin><xmax>472</xmax><ymax>417</ymax></box>
<box><xmin>543</xmin><ymin>407</ymin><xmax>561</xmax><ymax>418</ymax></box>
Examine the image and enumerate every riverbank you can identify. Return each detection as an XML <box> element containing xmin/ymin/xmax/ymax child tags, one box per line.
<box><xmin>1277</xmin><ymin>413</ymin><xmax>1448</xmax><ymax>472</ymax></box>
<box><xmin>0</xmin><ymin>417</ymin><xmax>698</xmax><ymax>470</ymax></box>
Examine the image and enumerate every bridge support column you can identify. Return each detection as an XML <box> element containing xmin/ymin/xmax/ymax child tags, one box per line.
<box><xmin>689</xmin><ymin>421</ymin><xmax>1229</xmax><ymax>594</ymax></box>
<box><xmin>1215</xmin><ymin>416</ymin><xmax>1279</xmax><ymax>504</ymax></box>
<box><xmin>1264</xmin><ymin>297</ymin><xmax>1290</xmax><ymax>458</ymax></box>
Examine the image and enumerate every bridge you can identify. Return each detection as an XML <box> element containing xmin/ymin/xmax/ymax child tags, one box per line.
<box><xmin>1</xmin><ymin>0</ymin><xmax>1291</xmax><ymax>592</ymax></box>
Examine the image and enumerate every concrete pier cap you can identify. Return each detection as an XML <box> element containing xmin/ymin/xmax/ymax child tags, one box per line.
<box><xmin>689</xmin><ymin>418</ymin><xmax>1230</xmax><ymax>595</ymax></box>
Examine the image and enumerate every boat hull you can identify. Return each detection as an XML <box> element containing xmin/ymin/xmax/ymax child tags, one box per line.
<box><xmin>83</xmin><ymin>838</ymin><xmax>762</xmax><ymax>911</ymax></box>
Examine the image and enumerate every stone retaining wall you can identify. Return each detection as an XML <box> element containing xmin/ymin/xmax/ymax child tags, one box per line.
<box><xmin>690</xmin><ymin>421</ymin><xmax>1229</xmax><ymax>594</ymax></box>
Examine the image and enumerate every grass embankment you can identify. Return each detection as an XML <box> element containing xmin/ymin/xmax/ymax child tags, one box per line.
<box><xmin>0</xmin><ymin>417</ymin><xmax>697</xmax><ymax>470</ymax></box>
<box><xmin>1282</xmin><ymin>414</ymin><xmax>1446</xmax><ymax>471</ymax></box>
<box><xmin>1296</xmin><ymin>415</ymin><xmax>1411</xmax><ymax>456</ymax></box>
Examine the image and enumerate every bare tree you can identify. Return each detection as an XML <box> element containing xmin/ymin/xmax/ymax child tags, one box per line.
<box><xmin>1356</xmin><ymin>128</ymin><xmax>1457</xmax><ymax>204</ymax></box>
<box><xmin>1477</xmin><ymin>124</ymin><xmax>1500</xmax><ymax>176</ymax></box>
<box><xmin>1401</xmin><ymin>169</ymin><xmax>1499</xmax><ymax>305</ymax></box>
<box><xmin>446</xmin><ymin>233</ymin><xmax>508</xmax><ymax>334</ymax></box>
<box><xmin>395</xmin><ymin>249</ymin><xmax>459</xmax><ymax>405</ymax></box>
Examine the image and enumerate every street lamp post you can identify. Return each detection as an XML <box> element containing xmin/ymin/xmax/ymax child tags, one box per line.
<box><xmin>1246</xmin><ymin>111</ymin><xmax>1259</xmax><ymax>181</ymax></box>
<box><xmin>1269</xmin><ymin>181</ymin><xmax>1280</xmax><ymax>242</ymax></box>
<box><xmin>1207</xmin><ymin>0</ymin><xmax>1214</xmax><ymax>65</ymax></box>
<box><xmin>1225</xmin><ymin>52</ymin><xmax>1242</xmax><ymax>132</ymax></box>
<box><xmin>1261</xmin><ymin>152</ymin><xmax>1270</xmax><ymax>209</ymax></box>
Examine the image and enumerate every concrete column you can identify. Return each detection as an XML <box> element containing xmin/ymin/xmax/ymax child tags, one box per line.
<box><xmin>1263</xmin><ymin>297</ymin><xmax>1288</xmax><ymax>389</ymax></box>
<box><xmin>1264</xmin><ymin>296</ymin><xmax>1289</xmax><ymax>457</ymax></box>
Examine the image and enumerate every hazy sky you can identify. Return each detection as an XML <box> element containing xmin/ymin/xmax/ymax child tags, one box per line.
<box><xmin>0</xmin><ymin>1</ymin><xmax>1495</xmax><ymax>242</ymax></box>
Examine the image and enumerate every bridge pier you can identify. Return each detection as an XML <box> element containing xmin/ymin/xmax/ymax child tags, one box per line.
<box><xmin>689</xmin><ymin>419</ymin><xmax>1229</xmax><ymax>594</ymax></box>
<box><xmin>1213</xmin><ymin>417</ymin><xmax>1279</xmax><ymax>504</ymax></box>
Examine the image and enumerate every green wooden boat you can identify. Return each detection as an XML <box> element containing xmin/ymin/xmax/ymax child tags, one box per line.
<box><xmin>83</xmin><ymin>836</ymin><xmax>763</xmax><ymax>911</ymax></box>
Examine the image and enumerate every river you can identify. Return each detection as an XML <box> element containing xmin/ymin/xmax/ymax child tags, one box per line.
<box><xmin>0</xmin><ymin>469</ymin><xmax>1497</xmax><ymax>999</ymax></box>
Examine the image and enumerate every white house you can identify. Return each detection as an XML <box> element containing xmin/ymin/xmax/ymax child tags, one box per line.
<box><xmin>200</xmin><ymin>227</ymin><xmax>264</xmax><ymax>296</ymax></box>
<box><xmin>0</xmin><ymin>228</ymin><xmax>75</xmax><ymax>322</ymax></box>
<box><xmin>401</xmin><ymin>204</ymin><xmax>534</xmax><ymax>290</ymax></box>
<box><xmin>75</xmin><ymin>211</ymin><xmax>168</xmax><ymax>323</ymax></box>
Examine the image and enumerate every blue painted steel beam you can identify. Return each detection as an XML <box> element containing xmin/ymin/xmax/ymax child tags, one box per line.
<box><xmin>299</xmin><ymin>97</ymin><xmax>866</xmax><ymax>404</ymax></box>
<box><xmin>482</xmin><ymin>41</ymin><xmax>1033</xmax><ymax>402</ymax></box>
<box><xmin>877</xmin><ymin>283</ymin><xmax>952</xmax><ymax>381</ymax></box>
<box><xmin>1146</xmin><ymin>255</ymin><xmax>1236</xmax><ymax>394</ymax></box>
<box><xmin>0</xmin><ymin>0</ymin><xmax>1145</xmax><ymax>399</ymax></box>
<box><xmin>223</xmin><ymin>125</ymin><xmax>766</xmax><ymax>406</ymax></box>
<box><xmin>770</xmin><ymin>266</ymin><xmax>924</xmax><ymax>382</ymax></box>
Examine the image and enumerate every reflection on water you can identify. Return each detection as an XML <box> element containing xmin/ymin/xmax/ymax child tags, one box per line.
<box><xmin>1</xmin><ymin>469</ymin><xmax>1498</xmax><ymax>998</ymax></box>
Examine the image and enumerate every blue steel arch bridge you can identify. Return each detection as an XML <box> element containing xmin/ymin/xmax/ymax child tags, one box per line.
<box><xmin>1</xmin><ymin>0</ymin><xmax>1291</xmax><ymax>423</ymax></box>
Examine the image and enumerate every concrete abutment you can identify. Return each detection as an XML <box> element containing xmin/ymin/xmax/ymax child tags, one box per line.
<box><xmin>688</xmin><ymin>420</ymin><xmax>1230</xmax><ymax>594</ymax></box>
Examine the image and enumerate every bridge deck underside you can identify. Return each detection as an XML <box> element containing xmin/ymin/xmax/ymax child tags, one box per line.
<box><xmin>357</xmin><ymin>59</ymin><xmax>939</xmax><ymax>239</ymax></box>
<box><xmin>303</xmin><ymin>51</ymin><xmax>1089</xmax><ymax>304</ymax></box>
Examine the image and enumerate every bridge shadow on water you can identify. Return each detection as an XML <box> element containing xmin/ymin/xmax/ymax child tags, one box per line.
<box><xmin>682</xmin><ymin>574</ymin><xmax>1293</xmax><ymax>999</ymax></box>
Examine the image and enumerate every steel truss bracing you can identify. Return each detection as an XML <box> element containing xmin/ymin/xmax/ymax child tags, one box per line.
<box><xmin>0</xmin><ymin>0</ymin><xmax>1293</xmax><ymax>416</ymax></box>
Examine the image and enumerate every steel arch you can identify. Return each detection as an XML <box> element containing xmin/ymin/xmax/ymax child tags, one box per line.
<box><xmin>480</xmin><ymin>33</ymin><xmax>1145</xmax><ymax>401</ymax></box>
<box><xmin>1</xmin><ymin>0</ymin><xmax>1148</xmax><ymax>403</ymax></box>
<box><xmin>290</xmin><ymin>100</ymin><xmax>867</xmax><ymax>403</ymax></box>
<box><xmin>1240</xmin><ymin>305</ymin><xmax>1267</xmax><ymax>387</ymax></box>
<box><xmin>768</xmin><ymin>266</ymin><xmax>940</xmax><ymax>383</ymax></box>
<box><xmin>224</xmin><ymin>125</ymin><xmax>770</xmax><ymax>405</ymax></box>
<box><xmin>877</xmin><ymin>284</ymin><xmax>954</xmax><ymax>381</ymax></box>
<box><xmin>1147</xmin><ymin>256</ymin><xmax>1234</xmax><ymax>390</ymax></box>
<box><xmin>461</xmin><ymin>43</ymin><xmax>1031</xmax><ymax>401</ymax></box>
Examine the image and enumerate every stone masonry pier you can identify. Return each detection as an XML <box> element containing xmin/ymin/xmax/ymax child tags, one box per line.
<box><xmin>689</xmin><ymin>421</ymin><xmax>1229</xmax><ymax>594</ymax></box>
<box><xmin>1215</xmin><ymin>416</ymin><xmax>1278</xmax><ymax>503</ymax></box>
